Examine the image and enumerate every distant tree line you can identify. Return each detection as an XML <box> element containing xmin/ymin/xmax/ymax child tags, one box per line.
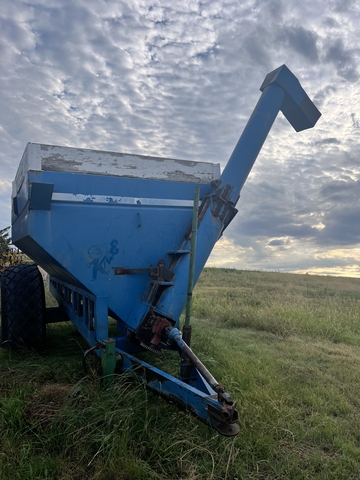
<box><xmin>0</xmin><ymin>227</ymin><xmax>23</xmax><ymax>274</ymax></box>
<box><xmin>0</xmin><ymin>227</ymin><xmax>11</xmax><ymax>263</ymax></box>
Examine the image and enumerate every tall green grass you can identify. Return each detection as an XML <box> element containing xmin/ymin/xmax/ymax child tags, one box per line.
<box><xmin>193</xmin><ymin>268</ymin><xmax>360</xmax><ymax>344</ymax></box>
<box><xmin>1</xmin><ymin>268</ymin><xmax>360</xmax><ymax>479</ymax></box>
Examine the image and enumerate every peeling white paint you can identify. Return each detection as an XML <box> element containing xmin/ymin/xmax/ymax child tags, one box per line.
<box><xmin>16</xmin><ymin>143</ymin><xmax>220</xmax><ymax>189</ymax></box>
<box><xmin>52</xmin><ymin>192</ymin><xmax>199</xmax><ymax>207</ymax></box>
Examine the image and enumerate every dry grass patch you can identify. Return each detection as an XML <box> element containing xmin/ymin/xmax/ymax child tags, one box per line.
<box><xmin>23</xmin><ymin>383</ymin><xmax>72</xmax><ymax>429</ymax></box>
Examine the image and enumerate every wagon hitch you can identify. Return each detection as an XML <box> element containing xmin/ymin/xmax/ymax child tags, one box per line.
<box><xmin>129</xmin><ymin>315</ymin><xmax>239</xmax><ymax>435</ymax></box>
<box><xmin>207</xmin><ymin>389</ymin><xmax>239</xmax><ymax>436</ymax></box>
<box><xmin>167</xmin><ymin>327</ymin><xmax>239</xmax><ymax>436</ymax></box>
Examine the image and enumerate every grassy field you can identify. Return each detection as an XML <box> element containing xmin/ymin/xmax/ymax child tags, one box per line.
<box><xmin>1</xmin><ymin>268</ymin><xmax>360</xmax><ymax>479</ymax></box>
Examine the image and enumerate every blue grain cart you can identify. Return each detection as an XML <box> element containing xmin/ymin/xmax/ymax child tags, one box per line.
<box><xmin>1</xmin><ymin>65</ymin><xmax>320</xmax><ymax>436</ymax></box>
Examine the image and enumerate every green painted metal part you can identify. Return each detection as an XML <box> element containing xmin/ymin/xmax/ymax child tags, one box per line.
<box><xmin>184</xmin><ymin>186</ymin><xmax>200</xmax><ymax>330</ymax></box>
<box><xmin>101</xmin><ymin>338</ymin><xmax>116</xmax><ymax>390</ymax></box>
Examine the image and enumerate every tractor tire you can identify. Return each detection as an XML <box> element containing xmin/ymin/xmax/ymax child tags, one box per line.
<box><xmin>1</xmin><ymin>263</ymin><xmax>46</xmax><ymax>348</ymax></box>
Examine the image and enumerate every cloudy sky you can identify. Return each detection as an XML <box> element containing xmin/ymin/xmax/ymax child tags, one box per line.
<box><xmin>1</xmin><ymin>0</ymin><xmax>360</xmax><ymax>277</ymax></box>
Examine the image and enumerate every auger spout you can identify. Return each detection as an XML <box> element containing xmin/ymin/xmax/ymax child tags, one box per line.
<box><xmin>219</xmin><ymin>64</ymin><xmax>321</xmax><ymax>205</ymax></box>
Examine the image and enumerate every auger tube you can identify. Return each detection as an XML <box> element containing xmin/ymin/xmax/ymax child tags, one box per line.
<box><xmin>156</xmin><ymin>65</ymin><xmax>321</xmax><ymax>319</ymax></box>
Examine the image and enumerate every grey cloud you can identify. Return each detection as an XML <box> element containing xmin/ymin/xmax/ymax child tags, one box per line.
<box><xmin>242</xmin><ymin>35</ymin><xmax>271</xmax><ymax>68</ymax></box>
<box><xmin>312</xmin><ymin>138</ymin><xmax>341</xmax><ymax>146</ymax></box>
<box><xmin>331</xmin><ymin>0</ymin><xmax>356</xmax><ymax>13</ymax></box>
<box><xmin>0</xmin><ymin>17</ymin><xmax>35</xmax><ymax>52</ymax></box>
<box><xmin>267</xmin><ymin>0</ymin><xmax>284</xmax><ymax>19</ymax></box>
<box><xmin>319</xmin><ymin>179</ymin><xmax>360</xmax><ymax>203</ymax></box>
<box><xmin>350</xmin><ymin>113</ymin><xmax>360</xmax><ymax>128</ymax></box>
<box><xmin>229</xmin><ymin>159</ymin><xmax>360</xmax><ymax>252</ymax></box>
<box><xmin>276</xmin><ymin>26</ymin><xmax>319</xmax><ymax>62</ymax></box>
<box><xmin>324</xmin><ymin>38</ymin><xmax>359</xmax><ymax>82</ymax></box>
<box><xmin>312</xmin><ymin>84</ymin><xmax>337</xmax><ymax>109</ymax></box>
<box><xmin>342</xmin><ymin>150</ymin><xmax>360</xmax><ymax>168</ymax></box>
<box><xmin>316</xmin><ymin>206</ymin><xmax>360</xmax><ymax>246</ymax></box>
<box><xmin>235</xmin><ymin>207</ymin><xmax>317</xmax><ymax>239</ymax></box>
<box><xmin>268</xmin><ymin>239</ymin><xmax>289</xmax><ymax>246</ymax></box>
<box><xmin>323</xmin><ymin>17</ymin><xmax>340</xmax><ymax>28</ymax></box>
<box><xmin>244</xmin><ymin>181</ymin><xmax>286</xmax><ymax>200</ymax></box>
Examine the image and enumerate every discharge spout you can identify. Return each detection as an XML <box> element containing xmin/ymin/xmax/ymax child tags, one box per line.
<box><xmin>218</xmin><ymin>64</ymin><xmax>321</xmax><ymax>205</ymax></box>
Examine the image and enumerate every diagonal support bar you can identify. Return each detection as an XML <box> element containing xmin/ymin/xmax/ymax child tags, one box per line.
<box><xmin>114</xmin><ymin>346</ymin><xmax>240</xmax><ymax>437</ymax></box>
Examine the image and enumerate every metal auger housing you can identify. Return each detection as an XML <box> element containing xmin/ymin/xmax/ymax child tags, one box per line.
<box><xmin>9</xmin><ymin>65</ymin><xmax>320</xmax><ymax>436</ymax></box>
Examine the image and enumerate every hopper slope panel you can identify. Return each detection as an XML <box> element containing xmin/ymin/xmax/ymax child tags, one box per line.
<box><xmin>13</xmin><ymin>195</ymin><xmax>195</xmax><ymax>321</ymax></box>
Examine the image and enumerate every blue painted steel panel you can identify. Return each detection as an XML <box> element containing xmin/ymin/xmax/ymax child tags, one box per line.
<box><xmin>12</xmin><ymin>171</ymin><xmax>212</xmax><ymax>329</ymax></box>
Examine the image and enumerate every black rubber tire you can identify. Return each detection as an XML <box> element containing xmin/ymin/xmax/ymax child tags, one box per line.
<box><xmin>1</xmin><ymin>263</ymin><xmax>46</xmax><ymax>348</ymax></box>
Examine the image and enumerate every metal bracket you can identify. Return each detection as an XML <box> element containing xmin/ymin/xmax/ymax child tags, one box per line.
<box><xmin>114</xmin><ymin>261</ymin><xmax>174</xmax><ymax>283</ymax></box>
<box><xmin>29</xmin><ymin>182</ymin><xmax>54</xmax><ymax>210</ymax></box>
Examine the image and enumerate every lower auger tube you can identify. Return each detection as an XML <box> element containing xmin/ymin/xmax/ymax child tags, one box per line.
<box><xmin>167</xmin><ymin>328</ymin><xmax>240</xmax><ymax>436</ymax></box>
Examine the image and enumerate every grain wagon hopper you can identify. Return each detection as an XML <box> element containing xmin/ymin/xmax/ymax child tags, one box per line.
<box><xmin>1</xmin><ymin>65</ymin><xmax>320</xmax><ymax>436</ymax></box>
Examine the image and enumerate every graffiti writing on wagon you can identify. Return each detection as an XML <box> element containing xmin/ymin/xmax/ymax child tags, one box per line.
<box><xmin>86</xmin><ymin>239</ymin><xmax>119</xmax><ymax>280</ymax></box>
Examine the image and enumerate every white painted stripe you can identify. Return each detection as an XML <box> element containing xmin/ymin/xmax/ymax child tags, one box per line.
<box><xmin>51</xmin><ymin>192</ymin><xmax>198</xmax><ymax>207</ymax></box>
